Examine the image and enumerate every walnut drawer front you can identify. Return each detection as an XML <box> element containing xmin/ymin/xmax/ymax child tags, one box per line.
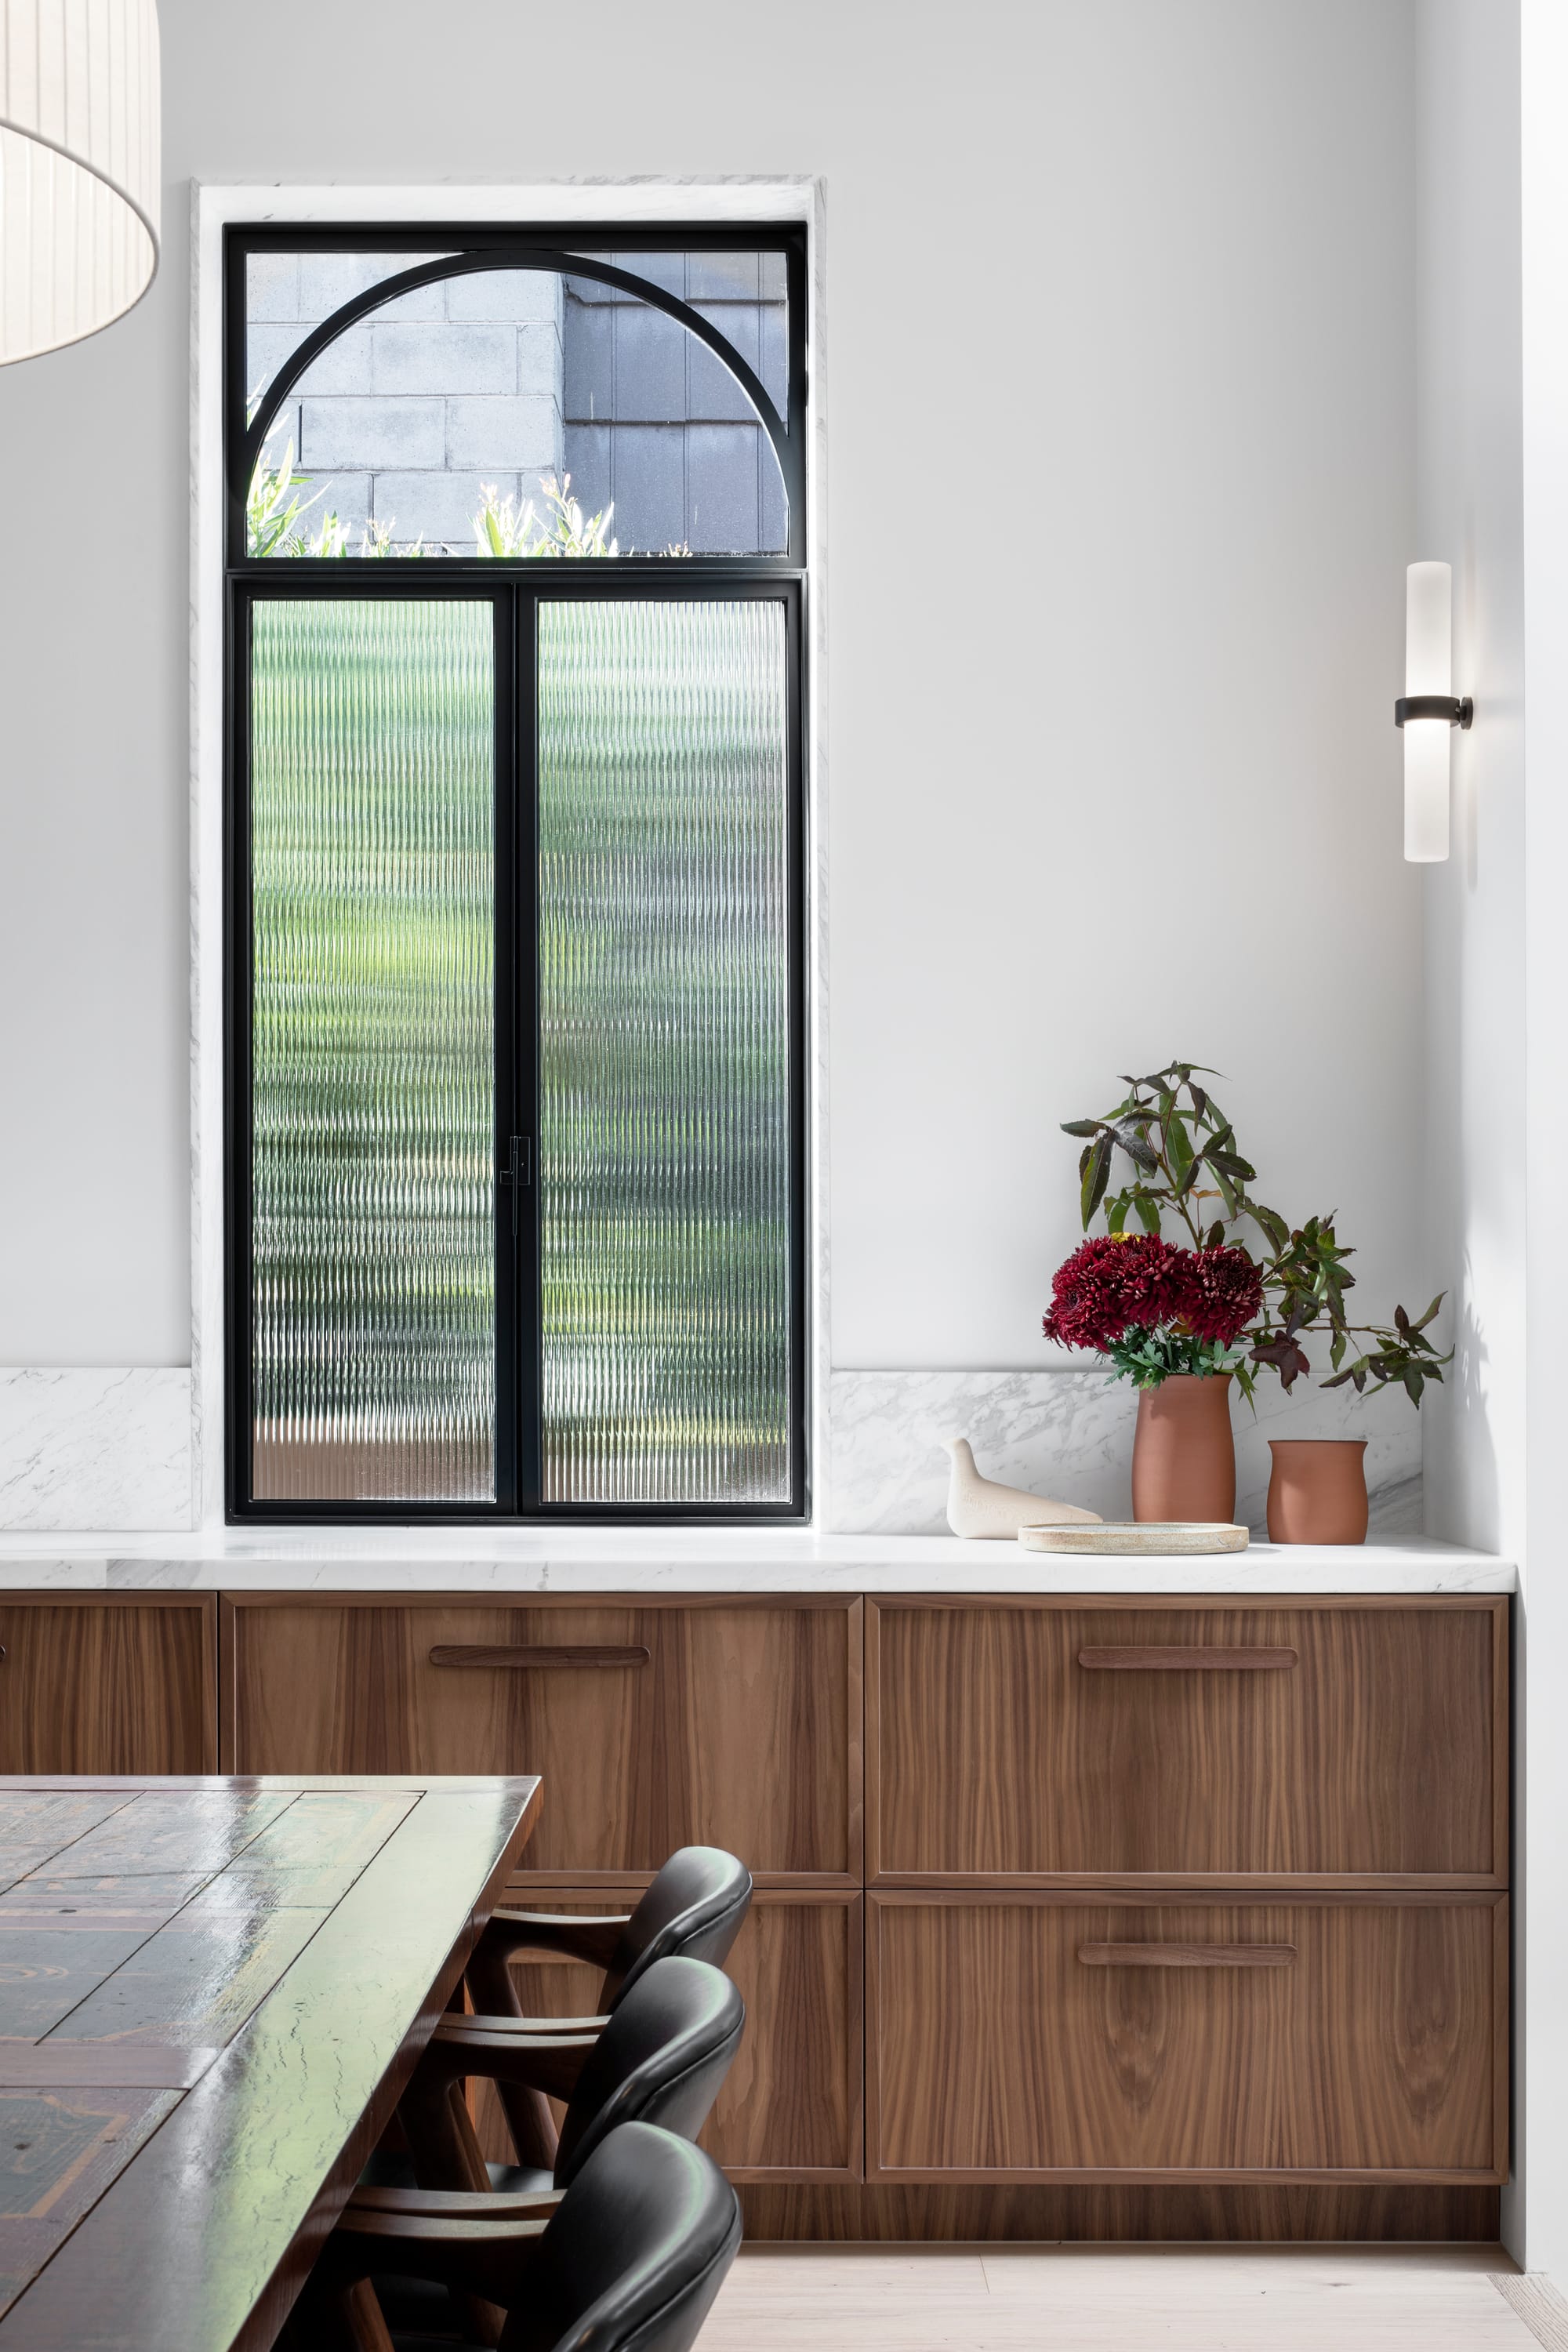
<box><xmin>223</xmin><ymin>1596</ymin><xmax>856</xmax><ymax>1877</ymax></box>
<box><xmin>477</xmin><ymin>1883</ymin><xmax>862</xmax><ymax>2181</ymax></box>
<box><xmin>0</xmin><ymin>1598</ymin><xmax>216</xmax><ymax>1774</ymax></box>
<box><xmin>868</xmin><ymin>1894</ymin><xmax>1506</xmax><ymax>2181</ymax></box>
<box><xmin>870</xmin><ymin>1602</ymin><xmax>1504</xmax><ymax>1880</ymax></box>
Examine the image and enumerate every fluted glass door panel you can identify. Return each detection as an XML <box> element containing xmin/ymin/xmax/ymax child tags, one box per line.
<box><xmin>537</xmin><ymin>599</ymin><xmax>793</xmax><ymax>1504</ymax></box>
<box><xmin>249</xmin><ymin>600</ymin><xmax>497</xmax><ymax>1502</ymax></box>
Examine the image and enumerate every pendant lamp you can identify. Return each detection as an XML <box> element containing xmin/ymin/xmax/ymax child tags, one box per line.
<box><xmin>0</xmin><ymin>0</ymin><xmax>160</xmax><ymax>364</ymax></box>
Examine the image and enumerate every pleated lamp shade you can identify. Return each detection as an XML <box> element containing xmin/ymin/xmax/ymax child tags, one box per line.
<box><xmin>0</xmin><ymin>0</ymin><xmax>160</xmax><ymax>364</ymax></box>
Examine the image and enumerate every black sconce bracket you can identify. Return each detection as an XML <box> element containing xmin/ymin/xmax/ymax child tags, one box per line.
<box><xmin>1395</xmin><ymin>694</ymin><xmax>1474</xmax><ymax>728</ymax></box>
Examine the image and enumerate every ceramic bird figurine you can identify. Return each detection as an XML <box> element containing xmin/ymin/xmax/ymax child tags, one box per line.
<box><xmin>943</xmin><ymin>1436</ymin><xmax>1102</xmax><ymax>1539</ymax></box>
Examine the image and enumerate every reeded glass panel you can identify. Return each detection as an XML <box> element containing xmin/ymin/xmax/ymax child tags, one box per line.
<box><xmin>249</xmin><ymin>601</ymin><xmax>497</xmax><ymax>1502</ymax></box>
<box><xmin>537</xmin><ymin>600</ymin><xmax>792</xmax><ymax>1504</ymax></box>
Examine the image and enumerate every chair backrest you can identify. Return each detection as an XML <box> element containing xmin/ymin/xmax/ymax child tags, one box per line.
<box><xmin>502</xmin><ymin>2122</ymin><xmax>742</xmax><ymax>2352</ymax></box>
<box><xmin>555</xmin><ymin>1956</ymin><xmax>744</xmax><ymax>2188</ymax></box>
<box><xmin>603</xmin><ymin>1846</ymin><xmax>753</xmax><ymax>2009</ymax></box>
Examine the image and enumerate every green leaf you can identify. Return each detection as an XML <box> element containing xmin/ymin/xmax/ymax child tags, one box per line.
<box><xmin>1243</xmin><ymin>1198</ymin><xmax>1290</xmax><ymax>1254</ymax></box>
<box><xmin>1134</xmin><ymin>1192</ymin><xmax>1163</xmax><ymax>1236</ymax></box>
<box><xmin>1107</xmin><ymin>1192</ymin><xmax>1128</xmax><ymax>1235</ymax></box>
<box><xmin>1112</xmin><ymin>1119</ymin><xmax>1162</xmax><ymax>1174</ymax></box>
<box><xmin>1061</xmin><ymin>1119</ymin><xmax>1102</xmax><ymax>1139</ymax></box>
<box><xmin>1081</xmin><ymin>1131</ymin><xmax>1113</xmax><ymax>1229</ymax></box>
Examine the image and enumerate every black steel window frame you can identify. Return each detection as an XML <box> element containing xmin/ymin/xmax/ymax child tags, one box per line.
<box><xmin>224</xmin><ymin>221</ymin><xmax>808</xmax><ymax>568</ymax></box>
<box><xmin>223</xmin><ymin>223</ymin><xmax>810</xmax><ymax>1524</ymax></box>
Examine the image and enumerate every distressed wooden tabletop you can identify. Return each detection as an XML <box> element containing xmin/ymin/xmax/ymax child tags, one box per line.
<box><xmin>0</xmin><ymin>1771</ymin><xmax>543</xmax><ymax>2350</ymax></box>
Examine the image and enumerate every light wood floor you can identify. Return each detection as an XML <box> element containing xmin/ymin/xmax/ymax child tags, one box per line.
<box><xmin>703</xmin><ymin>2245</ymin><xmax>1563</xmax><ymax>2351</ymax></box>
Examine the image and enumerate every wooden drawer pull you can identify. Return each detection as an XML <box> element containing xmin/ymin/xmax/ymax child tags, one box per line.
<box><xmin>1076</xmin><ymin>1646</ymin><xmax>1298</xmax><ymax>1671</ymax></box>
<box><xmin>429</xmin><ymin>1644</ymin><xmax>651</xmax><ymax>1671</ymax></box>
<box><xmin>1078</xmin><ymin>1942</ymin><xmax>1298</xmax><ymax>1969</ymax></box>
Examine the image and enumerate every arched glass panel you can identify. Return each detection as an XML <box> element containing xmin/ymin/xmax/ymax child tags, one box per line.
<box><xmin>244</xmin><ymin>254</ymin><xmax>787</xmax><ymax>558</ymax></box>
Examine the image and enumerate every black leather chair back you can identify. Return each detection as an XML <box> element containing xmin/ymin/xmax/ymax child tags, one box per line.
<box><xmin>555</xmin><ymin>1956</ymin><xmax>744</xmax><ymax>2188</ymax></box>
<box><xmin>503</xmin><ymin>2122</ymin><xmax>742</xmax><ymax>2352</ymax></box>
<box><xmin>603</xmin><ymin>1846</ymin><xmax>753</xmax><ymax>2008</ymax></box>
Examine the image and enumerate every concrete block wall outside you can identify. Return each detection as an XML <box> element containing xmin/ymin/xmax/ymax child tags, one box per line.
<box><xmin>300</xmin><ymin>397</ymin><xmax>447</xmax><ymax>471</ymax></box>
<box><xmin>371</xmin><ymin>323</ymin><xmax>517</xmax><ymax>396</ymax></box>
<box><xmin>247</xmin><ymin>262</ymin><xmax>567</xmax><ymax>548</ymax></box>
<box><xmin>372</xmin><ymin>470</ymin><xmax>528</xmax><ymax>543</ymax></box>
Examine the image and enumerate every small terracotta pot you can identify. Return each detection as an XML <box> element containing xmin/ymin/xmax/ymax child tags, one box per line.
<box><xmin>1131</xmin><ymin>1374</ymin><xmax>1236</xmax><ymax>1523</ymax></box>
<box><xmin>1265</xmin><ymin>1438</ymin><xmax>1368</xmax><ymax>1545</ymax></box>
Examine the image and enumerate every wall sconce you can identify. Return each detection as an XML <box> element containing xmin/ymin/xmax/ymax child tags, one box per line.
<box><xmin>1395</xmin><ymin>561</ymin><xmax>1472</xmax><ymax>863</ymax></box>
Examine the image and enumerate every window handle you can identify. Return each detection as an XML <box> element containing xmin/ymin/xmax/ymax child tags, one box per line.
<box><xmin>499</xmin><ymin>1135</ymin><xmax>532</xmax><ymax>1234</ymax></box>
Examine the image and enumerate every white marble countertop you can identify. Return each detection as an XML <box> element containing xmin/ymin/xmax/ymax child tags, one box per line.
<box><xmin>0</xmin><ymin>1527</ymin><xmax>1516</xmax><ymax>1595</ymax></box>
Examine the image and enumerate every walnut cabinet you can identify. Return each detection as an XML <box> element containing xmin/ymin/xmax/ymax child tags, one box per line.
<box><xmin>865</xmin><ymin>1595</ymin><xmax>1509</xmax><ymax>2201</ymax></box>
<box><xmin>220</xmin><ymin>1593</ymin><xmax>863</xmax><ymax>2187</ymax></box>
<box><xmin>0</xmin><ymin>1587</ymin><xmax>1504</xmax><ymax>2230</ymax></box>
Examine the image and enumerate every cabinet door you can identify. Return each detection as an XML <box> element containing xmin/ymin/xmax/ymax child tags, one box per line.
<box><xmin>224</xmin><ymin>1597</ymin><xmax>858</xmax><ymax>1877</ymax></box>
<box><xmin>871</xmin><ymin>1602</ymin><xmax>1504</xmax><ymax>1879</ymax></box>
<box><xmin>868</xmin><ymin>1893</ymin><xmax>1506</xmax><ymax>2182</ymax></box>
<box><xmin>474</xmin><ymin>1886</ymin><xmax>862</xmax><ymax>2181</ymax></box>
<box><xmin>0</xmin><ymin>1599</ymin><xmax>216</xmax><ymax>1774</ymax></box>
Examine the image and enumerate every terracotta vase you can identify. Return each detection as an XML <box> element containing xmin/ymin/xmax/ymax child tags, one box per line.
<box><xmin>1266</xmin><ymin>1438</ymin><xmax>1368</xmax><ymax>1544</ymax></box>
<box><xmin>1131</xmin><ymin>1374</ymin><xmax>1236</xmax><ymax>1523</ymax></box>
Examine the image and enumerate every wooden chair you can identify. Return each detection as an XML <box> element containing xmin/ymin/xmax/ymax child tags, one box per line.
<box><xmin>350</xmin><ymin>1957</ymin><xmax>743</xmax><ymax>2347</ymax></box>
<box><xmin>400</xmin><ymin>1953</ymin><xmax>744</xmax><ymax>2198</ymax></box>
<box><xmin>463</xmin><ymin>1846</ymin><xmax>752</xmax><ymax>2169</ymax></box>
<box><xmin>308</xmin><ymin>2120</ymin><xmax>742</xmax><ymax>2352</ymax></box>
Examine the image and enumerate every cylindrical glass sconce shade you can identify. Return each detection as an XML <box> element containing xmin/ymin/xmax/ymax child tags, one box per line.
<box><xmin>1404</xmin><ymin>561</ymin><xmax>1451</xmax><ymax>863</ymax></box>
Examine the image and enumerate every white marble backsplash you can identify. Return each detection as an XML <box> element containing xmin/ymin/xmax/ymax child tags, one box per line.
<box><xmin>826</xmin><ymin>1366</ymin><xmax>1422</xmax><ymax>1539</ymax></box>
<box><xmin>0</xmin><ymin>1370</ymin><xmax>194</xmax><ymax>1530</ymax></box>
<box><xmin>0</xmin><ymin>1359</ymin><xmax>1420</xmax><ymax>1544</ymax></box>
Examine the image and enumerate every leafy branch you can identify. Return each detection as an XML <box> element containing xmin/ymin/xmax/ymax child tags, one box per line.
<box><xmin>1059</xmin><ymin>1062</ymin><xmax>1451</xmax><ymax>1406</ymax></box>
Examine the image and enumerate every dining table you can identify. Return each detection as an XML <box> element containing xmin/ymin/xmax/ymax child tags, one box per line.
<box><xmin>0</xmin><ymin>1769</ymin><xmax>542</xmax><ymax>2350</ymax></box>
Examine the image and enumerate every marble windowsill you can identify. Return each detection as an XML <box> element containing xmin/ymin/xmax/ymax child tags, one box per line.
<box><xmin>0</xmin><ymin>1529</ymin><xmax>1515</xmax><ymax>1595</ymax></box>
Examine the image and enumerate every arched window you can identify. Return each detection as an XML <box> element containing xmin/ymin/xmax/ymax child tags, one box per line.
<box><xmin>224</xmin><ymin>226</ymin><xmax>808</xmax><ymax>1523</ymax></box>
<box><xmin>234</xmin><ymin>242</ymin><xmax>800</xmax><ymax>560</ymax></box>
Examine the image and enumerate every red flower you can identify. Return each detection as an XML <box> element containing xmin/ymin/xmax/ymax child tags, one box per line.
<box><xmin>1043</xmin><ymin>1234</ymin><xmax>1182</xmax><ymax>1352</ymax></box>
<box><xmin>1168</xmin><ymin>1244</ymin><xmax>1262</xmax><ymax>1346</ymax></box>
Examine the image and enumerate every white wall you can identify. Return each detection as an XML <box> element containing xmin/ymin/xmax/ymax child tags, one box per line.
<box><xmin>1417</xmin><ymin>0</ymin><xmax>1526</xmax><ymax>1568</ymax></box>
<box><xmin>0</xmin><ymin>0</ymin><xmax>1428</xmax><ymax>1392</ymax></box>
<box><xmin>1414</xmin><ymin>0</ymin><xmax>1528</xmax><ymax>2257</ymax></box>
<box><xmin>1519</xmin><ymin>0</ymin><xmax>1568</xmax><ymax>2273</ymax></box>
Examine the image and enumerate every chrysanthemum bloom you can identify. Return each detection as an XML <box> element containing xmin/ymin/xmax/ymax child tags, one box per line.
<box><xmin>1043</xmin><ymin>1233</ymin><xmax>1182</xmax><ymax>1352</ymax></box>
<box><xmin>1169</xmin><ymin>1243</ymin><xmax>1263</xmax><ymax>1346</ymax></box>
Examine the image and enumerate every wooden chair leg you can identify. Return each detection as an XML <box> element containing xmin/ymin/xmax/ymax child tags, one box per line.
<box><xmin>463</xmin><ymin>1949</ymin><xmax>557</xmax><ymax>2169</ymax></box>
<box><xmin>495</xmin><ymin>2077</ymin><xmax>560</xmax><ymax>2175</ymax></box>
<box><xmin>398</xmin><ymin>2068</ymin><xmax>491</xmax><ymax>2193</ymax></box>
<box><xmin>393</xmin><ymin>2071</ymin><xmax>507</xmax><ymax>2343</ymax></box>
<box><xmin>289</xmin><ymin>2275</ymin><xmax>394</xmax><ymax>2352</ymax></box>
